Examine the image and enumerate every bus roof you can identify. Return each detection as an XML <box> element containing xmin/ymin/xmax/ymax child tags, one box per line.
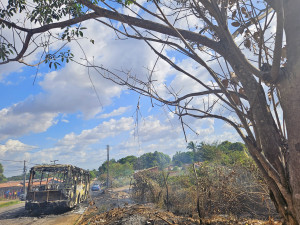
<box><xmin>30</xmin><ymin>164</ymin><xmax>89</xmax><ymax>174</ymax></box>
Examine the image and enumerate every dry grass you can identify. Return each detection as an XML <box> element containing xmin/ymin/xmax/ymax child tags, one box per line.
<box><xmin>79</xmin><ymin>204</ymin><xmax>282</xmax><ymax>225</ymax></box>
<box><xmin>131</xmin><ymin>166</ymin><xmax>277</xmax><ymax>220</ymax></box>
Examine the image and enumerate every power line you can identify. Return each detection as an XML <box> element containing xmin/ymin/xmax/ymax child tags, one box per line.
<box><xmin>0</xmin><ymin>159</ymin><xmax>24</xmax><ymax>163</ymax></box>
<box><xmin>3</xmin><ymin>165</ymin><xmax>23</xmax><ymax>169</ymax></box>
<box><xmin>0</xmin><ymin>159</ymin><xmax>40</xmax><ymax>165</ymax></box>
<box><xmin>4</xmin><ymin>169</ymin><xmax>23</xmax><ymax>172</ymax></box>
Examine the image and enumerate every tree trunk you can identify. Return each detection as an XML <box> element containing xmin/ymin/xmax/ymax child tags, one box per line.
<box><xmin>277</xmin><ymin>0</ymin><xmax>300</xmax><ymax>224</ymax></box>
<box><xmin>278</xmin><ymin>78</ymin><xmax>300</xmax><ymax>225</ymax></box>
<box><xmin>277</xmin><ymin>67</ymin><xmax>300</xmax><ymax>224</ymax></box>
<box><xmin>227</xmin><ymin>57</ymin><xmax>298</xmax><ymax>225</ymax></box>
<box><xmin>224</xmin><ymin>8</ymin><xmax>300</xmax><ymax>220</ymax></box>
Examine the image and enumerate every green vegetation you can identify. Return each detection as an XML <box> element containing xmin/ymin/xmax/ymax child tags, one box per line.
<box><xmin>6</xmin><ymin>172</ymin><xmax>31</xmax><ymax>182</ymax></box>
<box><xmin>89</xmin><ymin>169</ymin><xmax>99</xmax><ymax>180</ymax></box>
<box><xmin>98</xmin><ymin>141</ymin><xmax>250</xmax><ymax>180</ymax></box>
<box><xmin>96</xmin><ymin>141</ymin><xmax>256</xmax><ymax>196</ymax></box>
<box><xmin>172</xmin><ymin>151</ymin><xmax>194</xmax><ymax>166</ymax></box>
<box><xmin>6</xmin><ymin>175</ymin><xmax>23</xmax><ymax>181</ymax></box>
<box><xmin>135</xmin><ymin>151</ymin><xmax>171</xmax><ymax>170</ymax></box>
<box><xmin>98</xmin><ymin>151</ymin><xmax>171</xmax><ymax>179</ymax></box>
<box><xmin>173</xmin><ymin>141</ymin><xmax>249</xmax><ymax>166</ymax></box>
<box><xmin>0</xmin><ymin>163</ymin><xmax>6</xmax><ymax>183</ymax></box>
<box><xmin>0</xmin><ymin>200</ymin><xmax>20</xmax><ymax>208</ymax></box>
<box><xmin>117</xmin><ymin>155</ymin><xmax>137</xmax><ymax>165</ymax></box>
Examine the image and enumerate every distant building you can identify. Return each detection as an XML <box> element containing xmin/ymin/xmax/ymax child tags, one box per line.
<box><xmin>0</xmin><ymin>179</ymin><xmax>50</xmax><ymax>199</ymax></box>
<box><xmin>133</xmin><ymin>166</ymin><xmax>159</xmax><ymax>179</ymax></box>
<box><xmin>166</xmin><ymin>165</ymin><xmax>174</xmax><ymax>171</ymax></box>
<box><xmin>0</xmin><ymin>181</ymin><xmax>25</xmax><ymax>199</ymax></box>
<box><xmin>193</xmin><ymin>162</ymin><xmax>203</xmax><ymax>168</ymax></box>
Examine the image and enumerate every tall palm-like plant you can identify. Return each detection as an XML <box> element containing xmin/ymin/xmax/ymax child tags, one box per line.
<box><xmin>187</xmin><ymin>141</ymin><xmax>197</xmax><ymax>161</ymax></box>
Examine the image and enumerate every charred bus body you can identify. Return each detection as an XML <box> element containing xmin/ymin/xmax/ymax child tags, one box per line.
<box><xmin>25</xmin><ymin>164</ymin><xmax>90</xmax><ymax>213</ymax></box>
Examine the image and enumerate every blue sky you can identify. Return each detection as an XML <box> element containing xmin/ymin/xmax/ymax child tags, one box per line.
<box><xmin>0</xmin><ymin>1</ymin><xmax>243</xmax><ymax>177</ymax></box>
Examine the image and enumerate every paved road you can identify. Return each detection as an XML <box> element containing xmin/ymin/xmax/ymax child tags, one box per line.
<box><xmin>89</xmin><ymin>184</ymin><xmax>133</xmax><ymax>212</ymax></box>
<box><xmin>0</xmin><ymin>183</ymin><xmax>132</xmax><ymax>225</ymax></box>
<box><xmin>0</xmin><ymin>202</ymin><xmax>26</xmax><ymax>220</ymax></box>
<box><xmin>0</xmin><ymin>200</ymin><xmax>86</xmax><ymax>225</ymax></box>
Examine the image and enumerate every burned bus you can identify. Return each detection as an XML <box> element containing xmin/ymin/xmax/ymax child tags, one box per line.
<box><xmin>25</xmin><ymin>164</ymin><xmax>90</xmax><ymax>212</ymax></box>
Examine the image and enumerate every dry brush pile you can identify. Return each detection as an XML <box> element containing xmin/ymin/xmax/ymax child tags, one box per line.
<box><xmin>131</xmin><ymin>163</ymin><xmax>278</xmax><ymax>220</ymax></box>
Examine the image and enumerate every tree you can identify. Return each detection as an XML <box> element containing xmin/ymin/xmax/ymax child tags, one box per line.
<box><xmin>117</xmin><ymin>155</ymin><xmax>138</xmax><ymax>165</ymax></box>
<box><xmin>1</xmin><ymin>0</ymin><xmax>300</xmax><ymax>223</ymax></box>
<box><xmin>98</xmin><ymin>159</ymin><xmax>134</xmax><ymax>178</ymax></box>
<box><xmin>187</xmin><ymin>141</ymin><xmax>198</xmax><ymax>161</ymax></box>
<box><xmin>89</xmin><ymin>169</ymin><xmax>98</xmax><ymax>179</ymax></box>
<box><xmin>172</xmin><ymin>151</ymin><xmax>194</xmax><ymax>166</ymax></box>
<box><xmin>0</xmin><ymin>163</ymin><xmax>6</xmax><ymax>183</ymax></box>
<box><xmin>136</xmin><ymin>151</ymin><xmax>171</xmax><ymax>170</ymax></box>
<box><xmin>196</xmin><ymin>141</ymin><xmax>251</xmax><ymax>165</ymax></box>
<box><xmin>109</xmin><ymin>162</ymin><xmax>134</xmax><ymax>178</ymax></box>
<box><xmin>187</xmin><ymin>141</ymin><xmax>197</xmax><ymax>154</ymax></box>
<box><xmin>218</xmin><ymin>141</ymin><xmax>245</xmax><ymax>153</ymax></box>
<box><xmin>98</xmin><ymin>159</ymin><xmax>116</xmax><ymax>174</ymax></box>
<box><xmin>197</xmin><ymin>142</ymin><xmax>220</xmax><ymax>162</ymax></box>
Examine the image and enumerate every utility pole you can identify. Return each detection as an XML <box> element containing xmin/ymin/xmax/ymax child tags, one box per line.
<box><xmin>51</xmin><ymin>160</ymin><xmax>58</xmax><ymax>165</ymax></box>
<box><xmin>23</xmin><ymin>160</ymin><xmax>26</xmax><ymax>196</ymax></box>
<box><xmin>106</xmin><ymin>145</ymin><xmax>109</xmax><ymax>189</ymax></box>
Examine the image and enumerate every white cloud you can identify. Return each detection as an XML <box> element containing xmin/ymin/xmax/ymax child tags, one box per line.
<box><xmin>0</xmin><ymin>63</ymin><xmax>25</xmax><ymax>82</ymax></box>
<box><xmin>202</xmin><ymin>131</ymin><xmax>241</xmax><ymax>143</ymax></box>
<box><xmin>0</xmin><ymin>139</ymin><xmax>37</xmax><ymax>177</ymax></box>
<box><xmin>123</xmin><ymin>0</ymin><xmax>147</xmax><ymax>17</ymax></box>
<box><xmin>0</xmin><ymin>106</ymin><xmax>57</xmax><ymax>140</ymax></box>
<box><xmin>135</xmin><ymin>115</ymin><xmax>181</xmax><ymax>142</ymax></box>
<box><xmin>0</xmin><ymin>17</ymin><xmax>175</xmax><ymax>140</ymax></box>
<box><xmin>57</xmin><ymin>117</ymin><xmax>134</xmax><ymax>147</ymax></box>
<box><xmin>61</xmin><ymin>119</ymin><xmax>69</xmax><ymax>123</ymax></box>
<box><xmin>98</xmin><ymin>106</ymin><xmax>131</xmax><ymax>118</ymax></box>
<box><xmin>0</xmin><ymin>139</ymin><xmax>37</xmax><ymax>155</ymax></box>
